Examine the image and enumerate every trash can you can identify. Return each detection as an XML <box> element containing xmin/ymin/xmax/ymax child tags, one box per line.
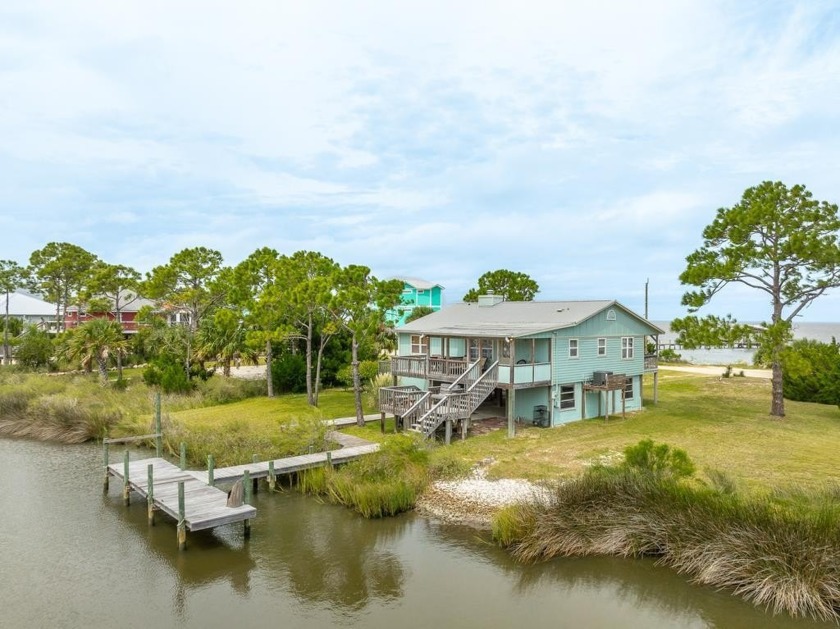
<box><xmin>532</xmin><ymin>405</ymin><xmax>549</xmax><ymax>427</ymax></box>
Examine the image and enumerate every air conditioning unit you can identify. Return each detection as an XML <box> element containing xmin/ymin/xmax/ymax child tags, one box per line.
<box><xmin>592</xmin><ymin>371</ymin><xmax>613</xmax><ymax>386</ymax></box>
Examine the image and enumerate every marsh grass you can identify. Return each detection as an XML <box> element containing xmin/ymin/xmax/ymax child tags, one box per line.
<box><xmin>494</xmin><ymin>468</ymin><xmax>840</xmax><ymax>622</ymax></box>
<box><xmin>295</xmin><ymin>435</ymin><xmax>430</xmax><ymax>518</ymax></box>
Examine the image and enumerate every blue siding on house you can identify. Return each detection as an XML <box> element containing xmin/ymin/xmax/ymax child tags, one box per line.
<box><xmin>388</xmin><ymin>282</ymin><xmax>444</xmax><ymax>326</ymax></box>
<box><xmin>393</xmin><ymin>302</ymin><xmax>656</xmax><ymax>426</ymax></box>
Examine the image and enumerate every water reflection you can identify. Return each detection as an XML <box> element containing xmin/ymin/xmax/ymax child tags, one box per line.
<box><xmin>258</xmin><ymin>492</ymin><xmax>409</xmax><ymax>611</ymax></box>
<box><xmin>422</xmin><ymin>520</ymin><xmax>822</xmax><ymax>629</ymax></box>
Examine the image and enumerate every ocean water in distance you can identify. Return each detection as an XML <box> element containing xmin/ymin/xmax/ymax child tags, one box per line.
<box><xmin>652</xmin><ymin>321</ymin><xmax>840</xmax><ymax>366</ymax></box>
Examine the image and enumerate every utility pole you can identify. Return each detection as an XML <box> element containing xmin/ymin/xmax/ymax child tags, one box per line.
<box><xmin>644</xmin><ymin>278</ymin><xmax>649</xmax><ymax>320</ymax></box>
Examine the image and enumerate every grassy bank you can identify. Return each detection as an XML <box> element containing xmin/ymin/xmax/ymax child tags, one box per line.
<box><xmin>341</xmin><ymin>369</ymin><xmax>840</xmax><ymax>493</ymax></box>
<box><xmin>492</xmin><ymin>467</ymin><xmax>840</xmax><ymax>622</ymax></box>
<box><xmin>0</xmin><ymin>370</ymin><xmax>265</xmax><ymax>444</ymax></box>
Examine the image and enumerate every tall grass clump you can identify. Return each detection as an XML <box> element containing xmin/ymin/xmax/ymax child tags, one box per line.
<box><xmin>296</xmin><ymin>434</ymin><xmax>430</xmax><ymax>518</ymax></box>
<box><xmin>493</xmin><ymin>460</ymin><xmax>840</xmax><ymax>622</ymax></box>
<box><xmin>195</xmin><ymin>376</ymin><xmax>265</xmax><ymax>405</ymax></box>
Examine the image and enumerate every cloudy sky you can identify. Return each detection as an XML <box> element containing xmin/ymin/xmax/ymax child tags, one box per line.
<box><xmin>2</xmin><ymin>1</ymin><xmax>839</xmax><ymax>321</ymax></box>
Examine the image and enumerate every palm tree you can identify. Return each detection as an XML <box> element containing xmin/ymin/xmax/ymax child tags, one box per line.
<box><xmin>62</xmin><ymin>319</ymin><xmax>128</xmax><ymax>384</ymax></box>
<box><xmin>195</xmin><ymin>309</ymin><xmax>253</xmax><ymax>376</ymax></box>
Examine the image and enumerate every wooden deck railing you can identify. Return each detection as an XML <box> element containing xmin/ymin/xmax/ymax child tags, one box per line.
<box><xmin>644</xmin><ymin>354</ymin><xmax>658</xmax><ymax>371</ymax></box>
<box><xmin>390</xmin><ymin>356</ymin><xmax>469</xmax><ymax>380</ymax></box>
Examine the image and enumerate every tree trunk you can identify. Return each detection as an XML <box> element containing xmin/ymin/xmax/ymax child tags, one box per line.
<box><xmin>769</xmin><ymin>298</ymin><xmax>785</xmax><ymax>417</ymax></box>
<box><xmin>265</xmin><ymin>338</ymin><xmax>274</xmax><ymax>398</ymax></box>
<box><xmin>770</xmin><ymin>357</ymin><xmax>785</xmax><ymax>417</ymax></box>
<box><xmin>97</xmin><ymin>357</ymin><xmax>108</xmax><ymax>384</ymax></box>
<box><xmin>3</xmin><ymin>290</ymin><xmax>9</xmax><ymax>366</ymax></box>
<box><xmin>115</xmin><ymin>306</ymin><xmax>123</xmax><ymax>380</ymax></box>
<box><xmin>351</xmin><ymin>332</ymin><xmax>364</xmax><ymax>427</ymax></box>
<box><xmin>314</xmin><ymin>342</ymin><xmax>325</xmax><ymax>407</ymax></box>
<box><xmin>305</xmin><ymin>313</ymin><xmax>314</xmax><ymax>406</ymax></box>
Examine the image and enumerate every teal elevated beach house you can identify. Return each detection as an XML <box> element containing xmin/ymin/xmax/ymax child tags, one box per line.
<box><xmin>380</xmin><ymin>295</ymin><xmax>663</xmax><ymax>440</ymax></box>
<box><xmin>386</xmin><ymin>277</ymin><xmax>444</xmax><ymax>326</ymax></box>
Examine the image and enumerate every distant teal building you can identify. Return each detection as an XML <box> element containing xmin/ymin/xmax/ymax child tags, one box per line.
<box><xmin>380</xmin><ymin>296</ymin><xmax>664</xmax><ymax>440</ymax></box>
<box><xmin>385</xmin><ymin>277</ymin><xmax>444</xmax><ymax>326</ymax></box>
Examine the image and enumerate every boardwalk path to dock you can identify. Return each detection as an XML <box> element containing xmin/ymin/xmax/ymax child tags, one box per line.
<box><xmin>106</xmin><ymin>423</ymin><xmax>381</xmax><ymax>535</ymax></box>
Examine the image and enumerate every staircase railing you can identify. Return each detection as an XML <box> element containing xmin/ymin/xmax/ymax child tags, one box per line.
<box><xmin>411</xmin><ymin>360</ymin><xmax>499</xmax><ymax>438</ymax></box>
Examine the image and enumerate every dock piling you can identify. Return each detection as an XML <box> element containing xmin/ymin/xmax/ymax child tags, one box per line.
<box><xmin>103</xmin><ymin>442</ymin><xmax>110</xmax><ymax>494</ymax></box>
<box><xmin>326</xmin><ymin>450</ymin><xmax>333</xmax><ymax>469</ymax></box>
<box><xmin>180</xmin><ymin>442</ymin><xmax>186</xmax><ymax>471</ymax></box>
<box><xmin>207</xmin><ymin>455</ymin><xmax>215</xmax><ymax>487</ymax></box>
<box><xmin>147</xmin><ymin>463</ymin><xmax>155</xmax><ymax>526</ymax></box>
<box><xmin>177</xmin><ymin>481</ymin><xmax>186</xmax><ymax>551</ymax></box>
<box><xmin>122</xmin><ymin>450</ymin><xmax>130</xmax><ymax>506</ymax></box>
<box><xmin>268</xmin><ymin>460</ymin><xmax>276</xmax><ymax>491</ymax></box>
<box><xmin>252</xmin><ymin>455</ymin><xmax>259</xmax><ymax>494</ymax></box>
<box><xmin>243</xmin><ymin>469</ymin><xmax>252</xmax><ymax>540</ymax></box>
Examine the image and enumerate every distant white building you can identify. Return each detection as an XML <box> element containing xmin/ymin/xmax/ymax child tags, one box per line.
<box><xmin>3</xmin><ymin>291</ymin><xmax>58</xmax><ymax>332</ymax></box>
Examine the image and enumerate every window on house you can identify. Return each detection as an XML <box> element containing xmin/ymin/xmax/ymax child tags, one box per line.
<box><xmin>621</xmin><ymin>337</ymin><xmax>634</xmax><ymax>359</ymax></box>
<box><xmin>411</xmin><ymin>335</ymin><xmax>428</xmax><ymax>354</ymax></box>
<box><xmin>607</xmin><ymin>309</ymin><xmax>617</xmax><ymax>321</ymax></box>
<box><xmin>625</xmin><ymin>376</ymin><xmax>634</xmax><ymax>399</ymax></box>
<box><xmin>559</xmin><ymin>384</ymin><xmax>575</xmax><ymax>410</ymax></box>
<box><xmin>569</xmin><ymin>339</ymin><xmax>579</xmax><ymax>358</ymax></box>
<box><xmin>597</xmin><ymin>338</ymin><xmax>607</xmax><ymax>356</ymax></box>
<box><xmin>417</xmin><ymin>289</ymin><xmax>426</xmax><ymax>294</ymax></box>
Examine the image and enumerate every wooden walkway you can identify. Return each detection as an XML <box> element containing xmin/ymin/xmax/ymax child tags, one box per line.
<box><xmin>187</xmin><ymin>442</ymin><xmax>380</xmax><ymax>485</ymax></box>
<box><xmin>107</xmin><ymin>457</ymin><xmax>256</xmax><ymax>531</ymax></box>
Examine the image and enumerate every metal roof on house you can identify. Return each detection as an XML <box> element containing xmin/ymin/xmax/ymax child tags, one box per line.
<box><xmin>393</xmin><ymin>277</ymin><xmax>444</xmax><ymax>290</ymax></box>
<box><xmin>397</xmin><ymin>300</ymin><xmax>665</xmax><ymax>338</ymax></box>
<box><xmin>4</xmin><ymin>291</ymin><xmax>56</xmax><ymax>317</ymax></box>
<box><xmin>65</xmin><ymin>290</ymin><xmax>155</xmax><ymax>312</ymax></box>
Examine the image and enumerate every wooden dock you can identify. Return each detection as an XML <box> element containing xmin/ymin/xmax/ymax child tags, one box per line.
<box><xmin>107</xmin><ymin>457</ymin><xmax>256</xmax><ymax>531</ymax></box>
<box><xmin>105</xmin><ymin>434</ymin><xmax>380</xmax><ymax>550</ymax></box>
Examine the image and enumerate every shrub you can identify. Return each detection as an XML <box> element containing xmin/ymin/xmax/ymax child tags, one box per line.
<box><xmin>779</xmin><ymin>339</ymin><xmax>840</xmax><ymax>406</ymax></box>
<box><xmin>271</xmin><ymin>353</ymin><xmax>306</xmax><ymax>393</ymax></box>
<box><xmin>143</xmin><ymin>358</ymin><xmax>194</xmax><ymax>394</ymax></box>
<box><xmin>659</xmin><ymin>348</ymin><xmax>682</xmax><ymax>362</ymax></box>
<box><xmin>622</xmin><ymin>439</ymin><xmax>695</xmax><ymax>479</ymax></box>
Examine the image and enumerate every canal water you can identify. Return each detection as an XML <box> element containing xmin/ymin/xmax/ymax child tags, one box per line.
<box><xmin>0</xmin><ymin>438</ymin><xmax>829</xmax><ymax>628</ymax></box>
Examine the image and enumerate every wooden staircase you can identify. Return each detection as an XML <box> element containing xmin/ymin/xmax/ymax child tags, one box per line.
<box><xmin>407</xmin><ymin>359</ymin><xmax>499</xmax><ymax>438</ymax></box>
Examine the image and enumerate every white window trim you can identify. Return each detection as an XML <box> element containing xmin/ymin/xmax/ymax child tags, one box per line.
<box><xmin>621</xmin><ymin>336</ymin><xmax>635</xmax><ymax>360</ymax></box>
<box><xmin>568</xmin><ymin>338</ymin><xmax>579</xmax><ymax>359</ymax></box>
<box><xmin>597</xmin><ymin>337</ymin><xmax>607</xmax><ymax>357</ymax></box>
<box><xmin>410</xmin><ymin>334</ymin><xmax>428</xmax><ymax>355</ymax></box>
<box><xmin>625</xmin><ymin>376</ymin><xmax>634</xmax><ymax>399</ymax></box>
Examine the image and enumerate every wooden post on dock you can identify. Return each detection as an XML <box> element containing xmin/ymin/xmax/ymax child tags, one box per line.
<box><xmin>243</xmin><ymin>470</ymin><xmax>252</xmax><ymax>540</ymax></box>
<box><xmin>154</xmin><ymin>392</ymin><xmax>162</xmax><ymax>457</ymax></box>
<box><xmin>122</xmin><ymin>450</ymin><xmax>131</xmax><ymax>506</ymax></box>
<box><xmin>207</xmin><ymin>455</ymin><xmax>214</xmax><ymax>487</ymax></box>
<box><xmin>380</xmin><ymin>411</ymin><xmax>385</xmax><ymax>433</ymax></box>
<box><xmin>180</xmin><ymin>442</ymin><xmax>186</xmax><ymax>471</ymax></box>
<box><xmin>326</xmin><ymin>450</ymin><xmax>333</xmax><ymax>469</ymax></box>
<box><xmin>177</xmin><ymin>481</ymin><xmax>186</xmax><ymax>551</ymax></box>
<box><xmin>103</xmin><ymin>442</ymin><xmax>110</xmax><ymax>494</ymax></box>
<box><xmin>147</xmin><ymin>463</ymin><xmax>155</xmax><ymax>526</ymax></box>
<box><xmin>268</xmin><ymin>460</ymin><xmax>276</xmax><ymax>491</ymax></box>
<box><xmin>252</xmin><ymin>455</ymin><xmax>259</xmax><ymax>494</ymax></box>
<box><xmin>445</xmin><ymin>419</ymin><xmax>452</xmax><ymax>445</ymax></box>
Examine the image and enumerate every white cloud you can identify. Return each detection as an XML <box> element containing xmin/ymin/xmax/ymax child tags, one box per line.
<box><xmin>1</xmin><ymin>1</ymin><xmax>839</xmax><ymax>320</ymax></box>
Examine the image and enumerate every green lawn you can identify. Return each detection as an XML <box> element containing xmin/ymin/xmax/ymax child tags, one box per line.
<box><xmin>164</xmin><ymin>388</ymin><xmax>373</xmax><ymax>433</ymax></box>
<box><xmin>344</xmin><ymin>369</ymin><xmax>840</xmax><ymax>492</ymax></box>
